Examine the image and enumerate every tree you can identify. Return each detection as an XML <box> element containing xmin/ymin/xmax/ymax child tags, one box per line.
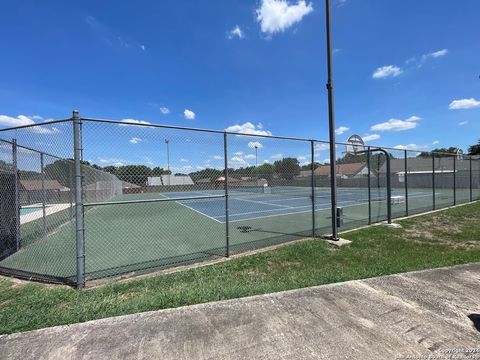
<box><xmin>44</xmin><ymin>160</ymin><xmax>74</xmax><ymax>186</ymax></box>
<box><xmin>418</xmin><ymin>147</ymin><xmax>460</xmax><ymax>158</ymax></box>
<box><xmin>273</xmin><ymin>158</ymin><xmax>300</xmax><ymax>180</ymax></box>
<box><xmin>115</xmin><ymin>165</ymin><xmax>152</xmax><ymax>186</ymax></box>
<box><xmin>151</xmin><ymin>167</ymin><xmax>171</xmax><ymax>176</ymax></box>
<box><xmin>468</xmin><ymin>140</ymin><xmax>480</xmax><ymax>155</ymax></box>
<box><xmin>256</xmin><ymin>163</ymin><xmax>275</xmax><ymax>181</ymax></box>
<box><xmin>300</xmin><ymin>162</ymin><xmax>321</xmax><ymax>170</ymax></box>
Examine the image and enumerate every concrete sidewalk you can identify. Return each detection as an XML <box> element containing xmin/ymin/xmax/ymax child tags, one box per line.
<box><xmin>1</xmin><ymin>264</ymin><xmax>479</xmax><ymax>360</ymax></box>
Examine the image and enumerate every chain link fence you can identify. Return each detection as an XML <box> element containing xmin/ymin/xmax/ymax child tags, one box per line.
<box><xmin>0</xmin><ymin>113</ymin><xmax>479</xmax><ymax>287</ymax></box>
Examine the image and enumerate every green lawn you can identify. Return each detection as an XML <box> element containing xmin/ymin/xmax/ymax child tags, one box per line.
<box><xmin>1</xmin><ymin>200</ymin><xmax>479</xmax><ymax>335</ymax></box>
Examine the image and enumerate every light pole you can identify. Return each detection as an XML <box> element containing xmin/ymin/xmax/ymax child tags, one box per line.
<box><xmin>325</xmin><ymin>0</ymin><xmax>338</xmax><ymax>241</ymax></box>
<box><xmin>165</xmin><ymin>139</ymin><xmax>170</xmax><ymax>186</ymax></box>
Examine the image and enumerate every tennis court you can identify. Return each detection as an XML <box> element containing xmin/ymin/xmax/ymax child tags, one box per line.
<box><xmin>165</xmin><ymin>187</ymin><xmax>434</xmax><ymax>223</ymax></box>
<box><xmin>1</xmin><ymin>116</ymin><xmax>479</xmax><ymax>287</ymax></box>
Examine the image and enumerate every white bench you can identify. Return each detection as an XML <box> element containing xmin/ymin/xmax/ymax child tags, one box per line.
<box><xmin>391</xmin><ymin>195</ymin><xmax>405</xmax><ymax>205</ymax></box>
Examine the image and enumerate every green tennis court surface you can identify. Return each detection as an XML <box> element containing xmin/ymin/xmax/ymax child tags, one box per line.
<box><xmin>0</xmin><ymin>187</ymin><xmax>475</xmax><ymax>283</ymax></box>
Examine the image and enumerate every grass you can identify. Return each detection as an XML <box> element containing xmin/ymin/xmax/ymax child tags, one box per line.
<box><xmin>1</xmin><ymin>201</ymin><xmax>479</xmax><ymax>335</ymax></box>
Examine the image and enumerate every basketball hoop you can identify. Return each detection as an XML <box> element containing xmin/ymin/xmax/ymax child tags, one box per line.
<box><xmin>456</xmin><ymin>148</ymin><xmax>464</xmax><ymax>161</ymax></box>
<box><xmin>345</xmin><ymin>134</ymin><xmax>365</xmax><ymax>155</ymax></box>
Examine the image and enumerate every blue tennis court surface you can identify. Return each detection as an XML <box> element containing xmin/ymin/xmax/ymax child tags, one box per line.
<box><xmin>162</xmin><ymin>188</ymin><xmax>432</xmax><ymax>223</ymax></box>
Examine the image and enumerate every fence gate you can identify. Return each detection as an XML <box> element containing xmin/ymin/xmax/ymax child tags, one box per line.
<box><xmin>0</xmin><ymin>170</ymin><xmax>18</xmax><ymax>260</ymax></box>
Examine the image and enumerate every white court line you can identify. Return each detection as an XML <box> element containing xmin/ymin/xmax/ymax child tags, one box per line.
<box><xmin>226</xmin><ymin>200</ymin><xmax>357</xmax><ymax>223</ymax></box>
<box><xmin>234</xmin><ymin>197</ymin><xmax>293</xmax><ymax>208</ymax></box>
<box><xmin>217</xmin><ymin>200</ymin><xmax>357</xmax><ymax>219</ymax></box>
<box><xmin>174</xmin><ymin>200</ymin><xmax>223</xmax><ymax>223</ymax></box>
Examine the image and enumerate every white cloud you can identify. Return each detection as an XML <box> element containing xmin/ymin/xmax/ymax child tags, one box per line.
<box><xmin>323</xmin><ymin>158</ymin><xmax>330</xmax><ymax>164</ymax></box>
<box><xmin>270</xmin><ymin>153</ymin><xmax>283</xmax><ymax>159</ymax></box>
<box><xmin>184</xmin><ymin>109</ymin><xmax>195</xmax><ymax>120</ymax></box>
<box><xmin>140</xmin><ymin>44</ymin><xmax>146</xmax><ymax>51</ymax></box>
<box><xmin>213</xmin><ymin>155</ymin><xmax>224</xmax><ymax>160</ymax></box>
<box><xmin>297</xmin><ymin>156</ymin><xmax>307</xmax><ymax>161</ymax></box>
<box><xmin>449</xmin><ymin>98</ymin><xmax>480</xmax><ymax>110</ymax></box>
<box><xmin>393</xmin><ymin>144</ymin><xmax>429</xmax><ymax>151</ymax></box>
<box><xmin>230</xmin><ymin>156</ymin><xmax>248</xmax><ymax>167</ymax></box>
<box><xmin>335</xmin><ymin>126</ymin><xmax>350</xmax><ymax>135</ymax></box>
<box><xmin>363</xmin><ymin>134</ymin><xmax>380</xmax><ymax>142</ymax></box>
<box><xmin>234</xmin><ymin>151</ymin><xmax>244</xmax><ymax>156</ymax></box>
<box><xmin>180</xmin><ymin>158</ymin><xmax>189</xmax><ymax>162</ymax></box>
<box><xmin>314</xmin><ymin>143</ymin><xmax>330</xmax><ymax>152</ymax></box>
<box><xmin>264</xmin><ymin>160</ymin><xmax>270</xmax><ymax>164</ymax></box>
<box><xmin>129</xmin><ymin>137</ymin><xmax>142</xmax><ymax>144</ymax></box>
<box><xmin>432</xmin><ymin>140</ymin><xmax>439</xmax><ymax>145</ymax></box>
<box><xmin>0</xmin><ymin>115</ymin><xmax>60</xmax><ymax>134</ymax></box>
<box><xmin>423</xmin><ymin>49</ymin><xmax>448</xmax><ymax>59</ymax></box>
<box><xmin>459</xmin><ymin>121</ymin><xmax>468</xmax><ymax>126</ymax></box>
<box><xmin>227</xmin><ymin>25</ymin><xmax>245</xmax><ymax>39</ymax></box>
<box><xmin>336</xmin><ymin>0</ymin><xmax>347</xmax><ymax>7</ymax></box>
<box><xmin>248</xmin><ymin>141</ymin><xmax>263</xmax><ymax>149</ymax></box>
<box><xmin>256</xmin><ymin>0</ymin><xmax>313</xmax><ymax>35</ymax></box>
<box><xmin>119</xmin><ymin>119</ymin><xmax>151</xmax><ymax>127</ymax></box>
<box><xmin>160</xmin><ymin>107</ymin><xmax>170</xmax><ymax>114</ymax></box>
<box><xmin>244</xmin><ymin>154</ymin><xmax>256</xmax><ymax>160</ymax></box>
<box><xmin>370</xmin><ymin>116</ymin><xmax>421</xmax><ymax>132</ymax></box>
<box><xmin>372</xmin><ymin>65</ymin><xmax>402</xmax><ymax>79</ymax></box>
<box><xmin>225</xmin><ymin>122</ymin><xmax>272</xmax><ymax>136</ymax></box>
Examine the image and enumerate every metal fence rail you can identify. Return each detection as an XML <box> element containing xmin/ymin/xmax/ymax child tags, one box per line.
<box><xmin>0</xmin><ymin>112</ymin><xmax>479</xmax><ymax>288</ymax></box>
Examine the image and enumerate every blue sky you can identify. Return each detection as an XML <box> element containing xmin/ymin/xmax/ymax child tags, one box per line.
<box><xmin>0</xmin><ymin>0</ymin><xmax>479</xmax><ymax>172</ymax></box>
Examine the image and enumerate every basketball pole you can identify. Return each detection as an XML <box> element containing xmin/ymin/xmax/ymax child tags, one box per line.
<box><xmin>325</xmin><ymin>0</ymin><xmax>338</xmax><ymax>240</ymax></box>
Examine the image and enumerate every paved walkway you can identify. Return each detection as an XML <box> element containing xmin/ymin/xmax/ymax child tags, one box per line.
<box><xmin>1</xmin><ymin>264</ymin><xmax>479</xmax><ymax>359</ymax></box>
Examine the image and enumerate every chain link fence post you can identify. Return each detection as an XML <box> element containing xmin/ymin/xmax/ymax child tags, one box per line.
<box><xmin>367</xmin><ymin>146</ymin><xmax>371</xmax><ymax>225</ymax></box>
<box><xmin>311</xmin><ymin>141</ymin><xmax>316</xmax><ymax>237</ymax></box>
<box><xmin>453</xmin><ymin>154</ymin><xmax>456</xmax><ymax>206</ymax></box>
<box><xmin>432</xmin><ymin>152</ymin><xmax>436</xmax><ymax>210</ymax></box>
<box><xmin>223</xmin><ymin>132</ymin><xmax>230</xmax><ymax>258</ymax></box>
<box><xmin>404</xmin><ymin>150</ymin><xmax>409</xmax><ymax>216</ymax></box>
<box><xmin>470</xmin><ymin>156</ymin><xmax>473</xmax><ymax>202</ymax></box>
<box><xmin>12</xmin><ymin>139</ymin><xmax>20</xmax><ymax>251</ymax></box>
<box><xmin>73</xmin><ymin>111</ymin><xmax>85</xmax><ymax>289</ymax></box>
<box><xmin>40</xmin><ymin>152</ymin><xmax>47</xmax><ymax>237</ymax></box>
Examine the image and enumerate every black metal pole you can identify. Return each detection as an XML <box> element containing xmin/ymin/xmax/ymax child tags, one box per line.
<box><xmin>432</xmin><ymin>153</ymin><xmax>436</xmax><ymax>210</ymax></box>
<box><xmin>223</xmin><ymin>132</ymin><xmax>230</xmax><ymax>257</ymax></box>
<box><xmin>325</xmin><ymin>0</ymin><xmax>338</xmax><ymax>240</ymax></box>
<box><xmin>453</xmin><ymin>155</ymin><xmax>456</xmax><ymax>205</ymax></box>
<box><xmin>311</xmin><ymin>141</ymin><xmax>316</xmax><ymax>238</ymax></box>
<box><xmin>367</xmin><ymin>147</ymin><xmax>371</xmax><ymax>224</ymax></box>
<box><xmin>73</xmin><ymin>110</ymin><xmax>85</xmax><ymax>289</ymax></box>
<box><xmin>386</xmin><ymin>152</ymin><xmax>392</xmax><ymax>224</ymax></box>
<box><xmin>404</xmin><ymin>150</ymin><xmax>408</xmax><ymax>216</ymax></box>
<box><xmin>470</xmin><ymin>157</ymin><xmax>473</xmax><ymax>202</ymax></box>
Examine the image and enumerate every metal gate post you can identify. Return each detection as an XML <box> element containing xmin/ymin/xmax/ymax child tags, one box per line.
<box><xmin>223</xmin><ymin>132</ymin><xmax>230</xmax><ymax>257</ymax></box>
<box><xmin>73</xmin><ymin>110</ymin><xmax>85</xmax><ymax>289</ymax></box>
